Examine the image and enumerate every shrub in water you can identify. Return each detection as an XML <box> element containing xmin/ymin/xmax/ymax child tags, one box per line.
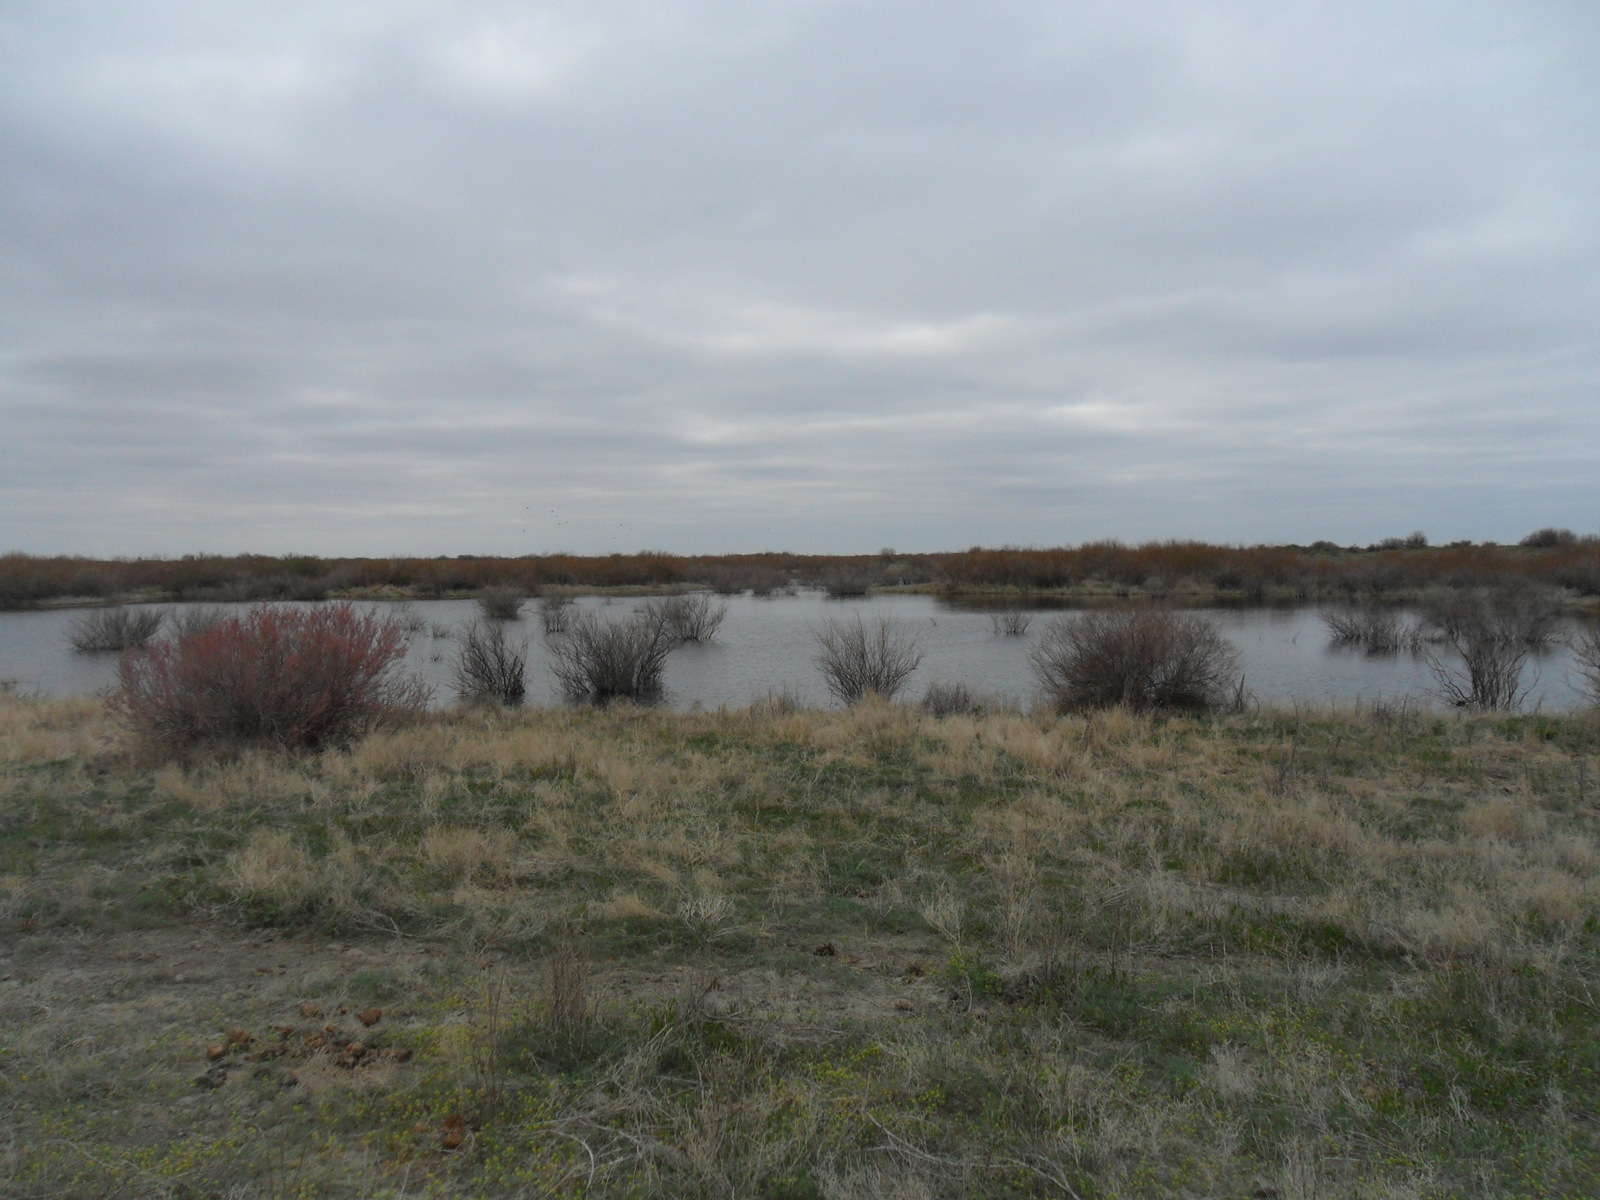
<box><xmin>114</xmin><ymin>603</ymin><xmax>429</xmax><ymax>754</ymax></box>
<box><xmin>1031</xmin><ymin>608</ymin><xmax>1239</xmax><ymax>712</ymax></box>
<box><xmin>453</xmin><ymin>620</ymin><xmax>527</xmax><ymax>706</ymax></box>
<box><xmin>68</xmin><ymin>606</ymin><xmax>164</xmax><ymax>652</ymax></box>
<box><xmin>650</xmin><ymin>593</ymin><xmax>728</xmax><ymax>643</ymax></box>
<box><xmin>814</xmin><ymin>616</ymin><xmax>923</xmax><ymax>703</ymax></box>
<box><xmin>548</xmin><ymin>609</ymin><xmax>675</xmax><ymax>703</ymax></box>
<box><xmin>477</xmin><ymin>586</ymin><xmax>526</xmax><ymax>621</ymax></box>
<box><xmin>989</xmin><ymin>609</ymin><xmax>1032</xmax><ymax>637</ymax></box>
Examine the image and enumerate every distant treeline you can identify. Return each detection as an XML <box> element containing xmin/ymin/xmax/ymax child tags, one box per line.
<box><xmin>3</xmin><ymin>529</ymin><xmax>1598</xmax><ymax>608</ymax></box>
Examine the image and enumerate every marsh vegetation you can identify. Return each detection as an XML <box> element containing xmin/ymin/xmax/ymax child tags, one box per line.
<box><xmin>4</xmin><ymin>691</ymin><xmax>1600</xmax><ymax>1197</ymax></box>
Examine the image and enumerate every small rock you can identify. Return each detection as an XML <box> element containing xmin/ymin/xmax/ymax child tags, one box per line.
<box><xmin>205</xmin><ymin>1044</ymin><xmax>227</xmax><ymax>1061</ymax></box>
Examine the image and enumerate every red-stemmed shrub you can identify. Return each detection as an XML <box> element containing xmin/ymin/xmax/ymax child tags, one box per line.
<box><xmin>113</xmin><ymin>603</ymin><xmax>429</xmax><ymax>754</ymax></box>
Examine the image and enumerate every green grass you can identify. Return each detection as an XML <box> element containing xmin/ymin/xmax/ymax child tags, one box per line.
<box><xmin>1</xmin><ymin>695</ymin><xmax>1599</xmax><ymax>1196</ymax></box>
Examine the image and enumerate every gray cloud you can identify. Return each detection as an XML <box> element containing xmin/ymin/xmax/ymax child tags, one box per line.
<box><xmin>2</xmin><ymin>0</ymin><xmax>1597</xmax><ymax>555</ymax></box>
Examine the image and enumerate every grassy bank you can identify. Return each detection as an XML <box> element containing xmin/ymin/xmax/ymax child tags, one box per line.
<box><xmin>3</xmin><ymin>694</ymin><xmax>1600</xmax><ymax>1197</ymax></box>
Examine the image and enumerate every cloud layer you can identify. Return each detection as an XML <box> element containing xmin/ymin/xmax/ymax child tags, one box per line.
<box><xmin>3</xmin><ymin>1</ymin><xmax>1597</xmax><ymax>554</ymax></box>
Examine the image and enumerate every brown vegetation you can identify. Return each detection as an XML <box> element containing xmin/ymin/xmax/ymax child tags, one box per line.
<box><xmin>453</xmin><ymin>620</ymin><xmax>528</xmax><ymax>707</ymax></box>
<box><xmin>112</xmin><ymin>603</ymin><xmax>429</xmax><ymax>754</ymax></box>
<box><xmin>5</xmin><ymin>531</ymin><xmax>1599</xmax><ymax>609</ymax></box>
<box><xmin>1032</xmin><ymin>609</ymin><xmax>1241</xmax><ymax>712</ymax></box>
<box><xmin>813</xmin><ymin>616</ymin><xmax>923</xmax><ymax>703</ymax></box>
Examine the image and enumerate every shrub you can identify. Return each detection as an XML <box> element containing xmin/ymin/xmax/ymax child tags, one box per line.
<box><xmin>548</xmin><ymin>609</ymin><xmax>675</xmax><ymax>703</ymax></box>
<box><xmin>651</xmin><ymin>593</ymin><xmax>727</xmax><ymax>643</ymax></box>
<box><xmin>1419</xmin><ymin>585</ymin><xmax>1561</xmax><ymax>648</ymax></box>
<box><xmin>813</xmin><ymin>616</ymin><xmax>922</xmax><ymax>703</ymax></box>
<box><xmin>169</xmin><ymin>605</ymin><xmax>228</xmax><ymax>640</ymax></box>
<box><xmin>1422</xmin><ymin>587</ymin><xmax>1554</xmax><ymax>710</ymax></box>
<box><xmin>820</xmin><ymin>565</ymin><xmax>871</xmax><ymax>598</ymax></box>
<box><xmin>538</xmin><ymin>592</ymin><xmax>574</xmax><ymax>634</ymax></box>
<box><xmin>113</xmin><ymin>603</ymin><xmax>429</xmax><ymax>754</ymax></box>
<box><xmin>67</xmin><ymin>606</ymin><xmax>164</xmax><ymax>652</ymax></box>
<box><xmin>1576</xmin><ymin>624</ymin><xmax>1600</xmax><ymax>706</ymax></box>
<box><xmin>1430</xmin><ymin>636</ymin><xmax>1533</xmax><ymax>710</ymax></box>
<box><xmin>1519</xmin><ymin>527</ymin><xmax>1578</xmax><ymax>548</ymax></box>
<box><xmin>453</xmin><ymin>620</ymin><xmax>527</xmax><ymax>706</ymax></box>
<box><xmin>989</xmin><ymin>610</ymin><xmax>1032</xmax><ymax>637</ymax></box>
<box><xmin>922</xmin><ymin>680</ymin><xmax>982</xmax><ymax>717</ymax></box>
<box><xmin>477</xmin><ymin>586</ymin><xmax>525</xmax><ymax>621</ymax></box>
<box><xmin>1031</xmin><ymin>609</ymin><xmax>1240</xmax><ymax>712</ymax></box>
<box><xmin>1320</xmin><ymin>605</ymin><xmax>1419</xmax><ymax>654</ymax></box>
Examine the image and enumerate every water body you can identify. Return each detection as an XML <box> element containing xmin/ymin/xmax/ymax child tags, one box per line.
<box><xmin>1</xmin><ymin>593</ymin><xmax>1591</xmax><ymax>712</ymax></box>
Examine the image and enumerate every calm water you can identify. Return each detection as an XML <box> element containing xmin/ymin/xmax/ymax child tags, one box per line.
<box><xmin>0</xmin><ymin>593</ymin><xmax>1591</xmax><ymax>712</ymax></box>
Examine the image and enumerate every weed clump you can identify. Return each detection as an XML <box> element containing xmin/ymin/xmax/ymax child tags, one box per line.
<box><xmin>549</xmin><ymin>609</ymin><xmax>675</xmax><ymax>704</ymax></box>
<box><xmin>68</xmin><ymin>606</ymin><xmax>164</xmax><ymax>652</ymax></box>
<box><xmin>814</xmin><ymin>616</ymin><xmax>922</xmax><ymax>703</ymax></box>
<box><xmin>1031</xmin><ymin>608</ymin><xmax>1239</xmax><ymax>712</ymax></box>
<box><xmin>113</xmin><ymin>602</ymin><xmax>429</xmax><ymax>754</ymax></box>
<box><xmin>453</xmin><ymin>620</ymin><xmax>528</xmax><ymax>706</ymax></box>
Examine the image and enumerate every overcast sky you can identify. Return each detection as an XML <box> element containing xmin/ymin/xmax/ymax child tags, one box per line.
<box><xmin>2</xmin><ymin>1</ymin><xmax>1596</xmax><ymax>557</ymax></box>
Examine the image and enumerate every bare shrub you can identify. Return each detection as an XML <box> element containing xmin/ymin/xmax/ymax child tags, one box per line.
<box><xmin>113</xmin><ymin>603</ymin><xmax>429</xmax><ymax>754</ymax></box>
<box><xmin>67</xmin><ymin>606</ymin><xmax>164</xmax><ymax>652</ymax></box>
<box><xmin>813</xmin><ymin>616</ymin><xmax>923</xmax><ymax>703</ymax></box>
<box><xmin>1031</xmin><ymin>608</ymin><xmax>1240</xmax><ymax>712</ymax></box>
<box><xmin>548</xmin><ymin>609</ymin><xmax>674</xmax><ymax>703</ymax></box>
<box><xmin>1575</xmin><ymin>624</ymin><xmax>1600</xmax><ymax>706</ymax></box>
<box><xmin>820</xmin><ymin>565</ymin><xmax>871</xmax><ymax>598</ymax></box>
<box><xmin>170</xmin><ymin>605</ymin><xmax>228</xmax><ymax>640</ymax></box>
<box><xmin>453</xmin><ymin>620</ymin><xmax>527</xmax><ymax>706</ymax></box>
<box><xmin>651</xmin><ymin>593</ymin><xmax>728</xmax><ymax>643</ymax></box>
<box><xmin>1430</xmin><ymin>637</ymin><xmax>1533</xmax><ymax>710</ymax></box>
<box><xmin>1320</xmin><ymin>605</ymin><xmax>1419</xmax><ymax>654</ymax></box>
<box><xmin>989</xmin><ymin>610</ymin><xmax>1032</xmax><ymax>637</ymax></box>
<box><xmin>1419</xmin><ymin>585</ymin><xmax>1561</xmax><ymax>648</ymax></box>
<box><xmin>392</xmin><ymin>601</ymin><xmax>427</xmax><ymax>632</ymax></box>
<box><xmin>922</xmin><ymin>680</ymin><xmax>981</xmax><ymax>717</ymax></box>
<box><xmin>1423</xmin><ymin>585</ymin><xmax>1559</xmax><ymax>709</ymax></box>
<box><xmin>476</xmin><ymin>586</ymin><xmax>525</xmax><ymax>621</ymax></box>
<box><xmin>538</xmin><ymin>592</ymin><xmax>574</xmax><ymax>635</ymax></box>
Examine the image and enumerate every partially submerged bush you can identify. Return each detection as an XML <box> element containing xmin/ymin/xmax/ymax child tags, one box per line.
<box><xmin>453</xmin><ymin>620</ymin><xmax>527</xmax><ymax>706</ymax></box>
<box><xmin>170</xmin><ymin>605</ymin><xmax>228</xmax><ymax>640</ymax></box>
<box><xmin>1031</xmin><ymin>609</ymin><xmax>1240</xmax><ymax>712</ymax></box>
<box><xmin>538</xmin><ymin>592</ymin><xmax>574</xmax><ymax>634</ymax></box>
<box><xmin>1321</xmin><ymin>605</ymin><xmax>1420</xmax><ymax>654</ymax></box>
<box><xmin>814</xmin><ymin>616</ymin><xmax>922</xmax><ymax>703</ymax></box>
<box><xmin>68</xmin><ymin>606</ymin><xmax>164</xmax><ymax>652</ymax></box>
<box><xmin>1576</xmin><ymin>624</ymin><xmax>1600</xmax><ymax>706</ymax></box>
<box><xmin>1419</xmin><ymin>585</ymin><xmax>1561</xmax><ymax>648</ymax></box>
<box><xmin>477</xmin><ymin>586</ymin><xmax>526</xmax><ymax>621</ymax></box>
<box><xmin>989</xmin><ymin>609</ymin><xmax>1032</xmax><ymax>637</ymax></box>
<box><xmin>1422</xmin><ymin>585</ymin><xmax>1559</xmax><ymax>709</ymax></box>
<box><xmin>652</xmin><ymin>593</ymin><xmax>728</xmax><ymax>643</ymax></box>
<box><xmin>548</xmin><ymin>609</ymin><xmax>674</xmax><ymax>703</ymax></box>
<box><xmin>113</xmin><ymin>603</ymin><xmax>429</xmax><ymax>754</ymax></box>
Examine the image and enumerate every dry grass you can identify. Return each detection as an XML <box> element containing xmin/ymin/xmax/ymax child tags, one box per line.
<box><xmin>3</xmin><ymin>691</ymin><xmax>1600</xmax><ymax>1196</ymax></box>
